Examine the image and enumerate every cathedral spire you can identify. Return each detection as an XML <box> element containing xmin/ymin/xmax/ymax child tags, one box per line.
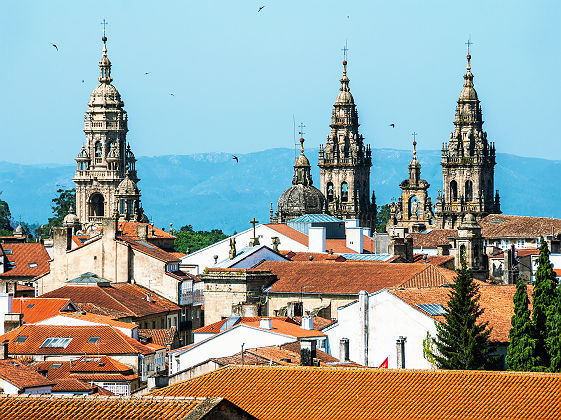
<box><xmin>98</xmin><ymin>35</ymin><xmax>113</xmax><ymax>84</ymax></box>
<box><xmin>293</xmin><ymin>136</ymin><xmax>313</xmax><ymax>186</ymax></box>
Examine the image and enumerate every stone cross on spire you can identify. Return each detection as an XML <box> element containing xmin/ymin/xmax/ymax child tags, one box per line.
<box><xmin>341</xmin><ymin>41</ymin><xmax>349</xmax><ymax>73</ymax></box>
<box><xmin>249</xmin><ymin>217</ymin><xmax>260</xmax><ymax>247</ymax></box>
<box><xmin>412</xmin><ymin>132</ymin><xmax>418</xmax><ymax>156</ymax></box>
<box><xmin>465</xmin><ymin>38</ymin><xmax>474</xmax><ymax>69</ymax></box>
<box><xmin>101</xmin><ymin>19</ymin><xmax>108</xmax><ymax>38</ymax></box>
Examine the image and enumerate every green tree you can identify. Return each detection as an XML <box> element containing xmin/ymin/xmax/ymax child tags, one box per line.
<box><xmin>0</xmin><ymin>194</ymin><xmax>13</xmax><ymax>236</ymax></box>
<box><xmin>37</xmin><ymin>188</ymin><xmax>76</xmax><ymax>237</ymax></box>
<box><xmin>375</xmin><ymin>204</ymin><xmax>391</xmax><ymax>233</ymax></box>
<box><xmin>430</xmin><ymin>261</ymin><xmax>496</xmax><ymax>370</ymax></box>
<box><xmin>506</xmin><ymin>279</ymin><xmax>539</xmax><ymax>370</ymax></box>
<box><xmin>546</xmin><ymin>286</ymin><xmax>561</xmax><ymax>372</ymax></box>
<box><xmin>532</xmin><ymin>239</ymin><xmax>558</xmax><ymax>368</ymax></box>
<box><xmin>174</xmin><ymin>224</ymin><xmax>228</xmax><ymax>254</ymax></box>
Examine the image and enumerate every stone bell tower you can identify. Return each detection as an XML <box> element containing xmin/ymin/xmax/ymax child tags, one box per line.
<box><xmin>318</xmin><ymin>53</ymin><xmax>376</xmax><ymax>230</ymax></box>
<box><xmin>73</xmin><ymin>35</ymin><xmax>144</xmax><ymax>227</ymax></box>
<box><xmin>435</xmin><ymin>46</ymin><xmax>500</xmax><ymax>229</ymax></box>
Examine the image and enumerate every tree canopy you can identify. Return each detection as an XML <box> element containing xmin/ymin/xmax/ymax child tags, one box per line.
<box><xmin>375</xmin><ymin>204</ymin><xmax>391</xmax><ymax>233</ymax></box>
<box><xmin>0</xmin><ymin>195</ymin><xmax>13</xmax><ymax>236</ymax></box>
<box><xmin>37</xmin><ymin>188</ymin><xmax>76</xmax><ymax>237</ymax></box>
<box><xmin>174</xmin><ymin>224</ymin><xmax>228</xmax><ymax>254</ymax></box>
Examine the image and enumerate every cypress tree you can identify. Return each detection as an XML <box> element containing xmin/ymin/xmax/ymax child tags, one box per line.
<box><xmin>532</xmin><ymin>239</ymin><xmax>557</xmax><ymax>368</ymax></box>
<box><xmin>506</xmin><ymin>279</ymin><xmax>538</xmax><ymax>370</ymax></box>
<box><xmin>431</xmin><ymin>261</ymin><xmax>496</xmax><ymax>370</ymax></box>
<box><xmin>546</xmin><ymin>286</ymin><xmax>561</xmax><ymax>372</ymax></box>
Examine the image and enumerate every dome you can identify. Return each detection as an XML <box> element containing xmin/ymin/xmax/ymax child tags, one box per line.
<box><xmin>76</xmin><ymin>145</ymin><xmax>89</xmax><ymax>162</ymax></box>
<box><xmin>63</xmin><ymin>206</ymin><xmax>81</xmax><ymax>227</ymax></box>
<box><xmin>295</xmin><ymin>153</ymin><xmax>310</xmax><ymax>167</ymax></box>
<box><xmin>277</xmin><ymin>184</ymin><xmax>325</xmax><ymax>219</ymax></box>
<box><xmin>459</xmin><ymin>86</ymin><xmax>478</xmax><ymax>101</ymax></box>
<box><xmin>116</xmin><ymin>176</ymin><xmax>139</xmax><ymax>196</ymax></box>
<box><xmin>88</xmin><ymin>83</ymin><xmax>123</xmax><ymax>107</ymax></box>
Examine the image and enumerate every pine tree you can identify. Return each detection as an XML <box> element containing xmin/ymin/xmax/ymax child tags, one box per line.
<box><xmin>431</xmin><ymin>261</ymin><xmax>496</xmax><ymax>370</ymax></box>
<box><xmin>546</xmin><ymin>286</ymin><xmax>561</xmax><ymax>372</ymax></box>
<box><xmin>506</xmin><ymin>279</ymin><xmax>538</xmax><ymax>370</ymax></box>
<box><xmin>532</xmin><ymin>239</ymin><xmax>557</xmax><ymax>369</ymax></box>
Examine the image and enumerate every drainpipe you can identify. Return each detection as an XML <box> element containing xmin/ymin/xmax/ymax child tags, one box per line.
<box><xmin>358</xmin><ymin>290</ymin><xmax>368</xmax><ymax>366</ymax></box>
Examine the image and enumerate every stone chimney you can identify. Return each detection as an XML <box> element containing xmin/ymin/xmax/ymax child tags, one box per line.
<box><xmin>0</xmin><ymin>340</ymin><xmax>8</xmax><ymax>360</ymax></box>
<box><xmin>301</xmin><ymin>315</ymin><xmax>313</xmax><ymax>330</ymax></box>
<box><xmin>137</xmin><ymin>224</ymin><xmax>148</xmax><ymax>240</ymax></box>
<box><xmin>437</xmin><ymin>244</ymin><xmax>451</xmax><ymax>256</ymax></box>
<box><xmin>396</xmin><ymin>336</ymin><xmax>407</xmax><ymax>369</ymax></box>
<box><xmin>339</xmin><ymin>338</ymin><xmax>349</xmax><ymax>362</ymax></box>
<box><xmin>300</xmin><ymin>339</ymin><xmax>316</xmax><ymax>366</ymax></box>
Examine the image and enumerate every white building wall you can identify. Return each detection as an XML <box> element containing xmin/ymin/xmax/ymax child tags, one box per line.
<box><xmin>0</xmin><ymin>378</ymin><xmax>20</xmax><ymax>395</ymax></box>
<box><xmin>169</xmin><ymin>324</ymin><xmax>298</xmax><ymax>375</ymax></box>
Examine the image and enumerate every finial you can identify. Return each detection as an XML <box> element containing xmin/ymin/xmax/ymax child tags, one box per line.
<box><xmin>298</xmin><ymin>122</ymin><xmax>306</xmax><ymax>153</ymax></box>
<box><xmin>299</xmin><ymin>137</ymin><xmax>305</xmax><ymax>153</ymax></box>
<box><xmin>341</xmin><ymin>41</ymin><xmax>349</xmax><ymax>74</ymax></box>
<box><xmin>101</xmin><ymin>19</ymin><xmax>108</xmax><ymax>41</ymax></box>
<box><xmin>465</xmin><ymin>38</ymin><xmax>473</xmax><ymax>70</ymax></box>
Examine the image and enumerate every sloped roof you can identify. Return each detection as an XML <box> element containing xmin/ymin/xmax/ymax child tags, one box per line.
<box><xmin>118</xmin><ymin>221</ymin><xmax>175</xmax><ymax>239</ymax></box>
<box><xmin>151</xmin><ymin>365</ymin><xmax>561</xmax><ymax>419</ymax></box>
<box><xmin>11</xmin><ymin>298</ymin><xmax>76</xmax><ymax>323</ymax></box>
<box><xmin>118</xmin><ymin>236</ymin><xmax>179</xmax><ymax>263</ymax></box>
<box><xmin>0</xmin><ymin>325</ymin><xmax>155</xmax><ymax>355</ymax></box>
<box><xmin>388</xmin><ymin>284</ymin><xmax>532</xmax><ymax>343</ymax></box>
<box><xmin>490</xmin><ymin>248</ymin><xmax>540</xmax><ymax>259</ymax></box>
<box><xmin>138</xmin><ymin>327</ymin><xmax>177</xmax><ymax>348</ymax></box>
<box><xmin>284</xmin><ymin>251</ymin><xmax>347</xmax><ymax>262</ymax></box>
<box><xmin>194</xmin><ymin>317</ymin><xmax>325</xmax><ymax>339</ymax></box>
<box><xmin>0</xmin><ymin>359</ymin><xmax>54</xmax><ymax>390</ymax></box>
<box><xmin>408</xmin><ymin>229</ymin><xmax>457</xmax><ymax>249</ymax></box>
<box><xmin>0</xmin><ymin>395</ymin><xmax>244</xmax><ymax>420</ymax></box>
<box><xmin>257</xmin><ymin>261</ymin><xmax>455</xmax><ymax>294</ymax></box>
<box><xmin>0</xmin><ymin>243</ymin><xmax>50</xmax><ymax>278</ymax></box>
<box><xmin>55</xmin><ymin>312</ymin><xmax>138</xmax><ymax>330</ymax></box>
<box><xmin>33</xmin><ymin>355</ymin><xmax>137</xmax><ymax>382</ymax></box>
<box><xmin>480</xmin><ymin>214</ymin><xmax>561</xmax><ymax>239</ymax></box>
<box><xmin>41</xmin><ymin>283</ymin><xmax>178</xmax><ymax>318</ymax></box>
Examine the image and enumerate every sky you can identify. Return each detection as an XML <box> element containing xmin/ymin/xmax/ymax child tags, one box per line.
<box><xmin>1</xmin><ymin>0</ymin><xmax>560</xmax><ymax>164</ymax></box>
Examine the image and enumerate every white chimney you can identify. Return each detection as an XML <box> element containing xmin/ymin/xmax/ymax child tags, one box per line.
<box><xmin>0</xmin><ymin>293</ymin><xmax>13</xmax><ymax>336</ymax></box>
<box><xmin>308</xmin><ymin>227</ymin><xmax>326</xmax><ymax>253</ymax></box>
<box><xmin>346</xmin><ymin>227</ymin><xmax>364</xmax><ymax>254</ymax></box>
<box><xmin>345</xmin><ymin>219</ymin><xmax>359</xmax><ymax>229</ymax></box>
<box><xmin>358</xmin><ymin>290</ymin><xmax>369</xmax><ymax>366</ymax></box>
<box><xmin>259</xmin><ymin>318</ymin><xmax>273</xmax><ymax>330</ymax></box>
<box><xmin>362</xmin><ymin>227</ymin><xmax>371</xmax><ymax>237</ymax></box>
<box><xmin>301</xmin><ymin>315</ymin><xmax>313</xmax><ymax>330</ymax></box>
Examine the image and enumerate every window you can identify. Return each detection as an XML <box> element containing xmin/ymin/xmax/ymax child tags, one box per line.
<box><xmin>27</xmin><ymin>304</ymin><xmax>35</xmax><ymax>308</ymax></box>
<box><xmin>14</xmin><ymin>336</ymin><xmax>28</xmax><ymax>343</ymax></box>
<box><xmin>50</xmin><ymin>363</ymin><xmax>63</xmax><ymax>369</ymax></box>
<box><xmin>417</xmin><ymin>303</ymin><xmax>447</xmax><ymax>316</ymax></box>
<box><xmin>152</xmin><ymin>321</ymin><xmax>156</xmax><ymax>329</ymax></box>
<box><xmin>102</xmin><ymin>382</ymin><xmax>130</xmax><ymax>396</ymax></box>
<box><xmin>4</xmin><ymin>249</ymin><xmax>12</xmax><ymax>255</ymax></box>
<box><xmin>161</xmin><ymin>319</ymin><xmax>165</xmax><ymax>328</ymax></box>
<box><xmin>87</xmin><ymin>337</ymin><xmax>100</xmax><ymax>344</ymax></box>
<box><xmin>40</xmin><ymin>337</ymin><xmax>72</xmax><ymax>348</ymax></box>
<box><xmin>28</xmin><ymin>263</ymin><xmax>38</xmax><ymax>268</ymax></box>
<box><xmin>465</xmin><ymin>180</ymin><xmax>473</xmax><ymax>201</ymax></box>
<box><xmin>327</xmin><ymin>182</ymin><xmax>334</xmax><ymax>202</ymax></box>
<box><xmin>450</xmin><ymin>180</ymin><xmax>458</xmax><ymax>201</ymax></box>
<box><xmin>95</xmin><ymin>141</ymin><xmax>102</xmax><ymax>157</ymax></box>
<box><xmin>517</xmin><ymin>239</ymin><xmax>526</xmax><ymax>248</ymax></box>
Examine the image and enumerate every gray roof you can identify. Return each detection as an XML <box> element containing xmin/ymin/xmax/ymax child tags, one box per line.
<box><xmin>339</xmin><ymin>254</ymin><xmax>393</xmax><ymax>261</ymax></box>
<box><xmin>288</xmin><ymin>214</ymin><xmax>343</xmax><ymax>224</ymax></box>
<box><xmin>67</xmin><ymin>272</ymin><xmax>111</xmax><ymax>285</ymax></box>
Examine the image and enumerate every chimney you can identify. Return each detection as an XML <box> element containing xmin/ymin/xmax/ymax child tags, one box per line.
<box><xmin>146</xmin><ymin>293</ymin><xmax>152</xmax><ymax>303</ymax></box>
<box><xmin>396</xmin><ymin>336</ymin><xmax>407</xmax><ymax>369</ymax></box>
<box><xmin>358</xmin><ymin>290</ymin><xmax>369</xmax><ymax>366</ymax></box>
<box><xmin>137</xmin><ymin>224</ymin><xmax>148</xmax><ymax>240</ymax></box>
<box><xmin>301</xmin><ymin>315</ymin><xmax>313</xmax><ymax>330</ymax></box>
<box><xmin>300</xmin><ymin>339</ymin><xmax>316</xmax><ymax>366</ymax></box>
<box><xmin>339</xmin><ymin>338</ymin><xmax>349</xmax><ymax>362</ymax></box>
<box><xmin>0</xmin><ymin>340</ymin><xmax>8</xmax><ymax>360</ymax></box>
<box><xmin>308</xmin><ymin>227</ymin><xmax>326</xmax><ymax>253</ymax></box>
<box><xmin>259</xmin><ymin>318</ymin><xmax>272</xmax><ymax>330</ymax></box>
<box><xmin>437</xmin><ymin>244</ymin><xmax>451</xmax><ymax>256</ymax></box>
<box><xmin>346</xmin><ymin>227</ymin><xmax>364</xmax><ymax>254</ymax></box>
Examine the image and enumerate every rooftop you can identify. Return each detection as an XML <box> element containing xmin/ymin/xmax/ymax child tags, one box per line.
<box><xmin>118</xmin><ymin>221</ymin><xmax>175</xmax><ymax>240</ymax></box>
<box><xmin>11</xmin><ymin>297</ymin><xmax>77</xmax><ymax>324</ymax></box>
<box><xmin>118</xmin><ymin>236</ymin><xmax>180</xmax><ymax>263</ymax></box>
<box><xmin>194</xmin><ymin>317</ymin><xmax>325</xmax><ymax>339</ymax></box>
<box><xmin>0</xmin><ymin>243</ymin><xmax>50</xmax><ymax>279</ymax></box>
<box><xmin>33</xmin><ymin>355</ymin><xmax>137</xmax><ymax>382</ymax></box>
<box><xmin>0</xmin><ymin>358</ymin><xmax>55</xmax><ymax>390</ymax></box>
<box><xmin>408</xmin><ymin>229</ymin><xmax>457</xmax><ymax>249</ymax></box>
<box><xmin>151</xmin><ymin>365</ymin><xmax>561</xmax><ymax>419</ymax></box>
<box><xmin>480</xmin><ymin>214</ymin><xmax>561</xmax><ymax>239</ymax></box>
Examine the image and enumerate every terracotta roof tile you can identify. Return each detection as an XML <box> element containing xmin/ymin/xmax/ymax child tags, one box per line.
<box><xmin>138</xmin><ymin>327</ymin><xmax>177</xmax><ymax>348</ymax></box>
<box><xmin>0</xmin><ymin>395</ymin><xmax>231</xmax><ymax>420</ymax></box>
<box><xmin>264</xmin><ymin>224</ymin><xmax>308</xmax><ymax>247</ymax></box>
<box><xmin>56</xmin><ymin>312</ymin><xmax>138</xmax><ymax>329</ymax></box>
<box><xmin>118</xmin><ymin>236</ymin><xmax>179</xmax><ymax>263</ymax></box>
<box><xmin>194</xmin><ymin>317</ymin><xmax>325</xmax><ymax>338</ymax></box>
<box><xmin>151</xmin><ymin>365</ymin><xmax>561</xmax><ymax>419</ymax></box>
<box><xmin>291</xmin><ymin>316</ymin><xmax>335</xmax><ymax>331</ymax></box>
<box><xmin>257</xmin><ymin>261</ymin><xmax>454</xmax><ymax>295</ymax></box>
<box><xmin>480</xmin><ymin>214</ymin><xmax>561</xmax><ymax>239</ymax></box>
<box><xmin>118</xmin><ymin>221</ymin><xmax>175</xmax><ymax>239</ymax></box>
<box><xmin>0</xmin><ymin>325</ymin><xmax>155</xmax><ymax>356</ymax></box>
<box><xmin>388</xmin><ymin>284</ymin><xmax>532</xmax><ymax>342</ymax></box>
<box><xmin>33</xmin><ymin>356</ymin><xmax>138</xmax><ymax>383</ymax></box>
<box><xmin>408</xmin><ymin>229</ymin><xmax>457</xmax><ymax>249</ymax></box>
<box><xmin>51</xmin><ymin>378</ymin><xmax>98</xmax><ymax>392</ymax></box>
<box><xmin>284</xmin><ymin>251</ymin><xmax>347</xmax><ymax>262</ymax></box>
<box><xmin>11</xmin><ymin>298</ymin><xmax>75</xmax><ymax>323</ymax></box>
<box><xmin>491</xmin><ymin>248</ymin><xmax>540</xmax><ymax>259</ymax></box>
<box><xmin>0</xmin><ymin>359</ymin><xmax>55</xmax><ymax>390</ymax></box>
<box><xmin>0</xmin><ymin>243</ymin><xmax>50</xmax><ymax>278</ymax></box>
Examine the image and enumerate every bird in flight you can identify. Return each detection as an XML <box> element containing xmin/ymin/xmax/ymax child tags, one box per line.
<box><xmin>51</xmin><ymin>43</ymin><xmax>58</xmax><ymax>51</ymax></box>
<box><xmin>389</xmin><ymin>123</ymin><xmax>395</xmax><ymax>128</ymax></box>
<box><xmin>81</xmin><ymin>80</ymin><xmax>85</xmax><ymax>83</ymax></box>
<box><xmin>169</xmin><ymin>93</ymin><xmax>175</xmax><ymax>96</ymax></box>
<box><xmin>144</xmin><ymin>72</ymin><xmax>150</xmax><ymax>75</ymax></box>
<box><xmin>258</xmin><ymin>6</ymin><xmax>265</xmax><ymax>12</ymax></box>
<box><xmin>232</xmin><ymin>155</ymin><xmax>239</xmax><ymax>163</ymax></box>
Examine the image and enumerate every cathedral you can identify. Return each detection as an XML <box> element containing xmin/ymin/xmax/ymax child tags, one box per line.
<box><xmin>434</xmin><ymin>49</ymin><xmax>500</xmax><ymax>228</ymax></box>
<box><xmin>72</xmin><ymin>35</ymin><xmax>145</xmax><ymax>229</ymax></box>
<box><xmin>318</xmin><ymin>57</ymin><xmax>376</xmax><ymax>230</ymax></box>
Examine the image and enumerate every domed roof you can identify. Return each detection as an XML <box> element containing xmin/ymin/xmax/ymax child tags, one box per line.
<box><xmin>88</xmin><ymin>83</ymin><xmax>123</xmax><ymax>107</ymax></box>
<box><xmin>295</xmin><ymin>153</ymin><xmax>310</xmax><ymax>167</ymax></box>
<box><xmin>116</xmin><ymin>175</ymin><xmax>139</xmax><ymax>196</ymax></box>
<box><xmin>277</xmin><ymin>184</ymin><xmax>325</xmax><ymax>218</ymax></box>
<box><xmin>63</xmin><ymin>206</ymin><xmax>81</xmax><ymax>227</ymax></box>
<box><xmin>459</xmin><ymin>85</ymin><xmax>478</xmax><ymax>101</ymax></box>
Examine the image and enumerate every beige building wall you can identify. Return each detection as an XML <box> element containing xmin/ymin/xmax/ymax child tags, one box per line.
<box><xmin>267</xmin><ymin>293</ymin><xmax>357</xmax><ymax>320</ymax></box>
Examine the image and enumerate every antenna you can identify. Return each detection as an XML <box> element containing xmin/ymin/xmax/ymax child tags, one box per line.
<box><xmin>293</xmin><ymin>114</ymin><xmax>297</xmax><ymax>160</ymax></box>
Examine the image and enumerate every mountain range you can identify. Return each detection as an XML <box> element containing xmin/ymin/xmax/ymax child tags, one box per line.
<box><xmin>0</xmin><ymin>148</ymin><xmax>559</xmax><ymax>234</ymax></box>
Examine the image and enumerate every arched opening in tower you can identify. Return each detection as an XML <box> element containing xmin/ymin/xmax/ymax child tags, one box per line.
<box><xmin>89</xmin><ymin>193</ymin><xmax>105</xmax><ymax>217</ymax></box>
<box><xmin>341</xmin><ymin>182</ymin><xmax>348</xmax><ymax>202</ymax></box>
<box><xmin>327</xmin><ymin>183</ymin><xmax>334</xmax><ymax>202</ymax></box>
<box><xmin>465</xmin><ymin>180</ymin><xmax>473</xmax><ymax>202</ymax></box>
<box><xmin>450</xmin><ymin>180</ymin><xmax>458</xmax><ymax>202</ymax></box>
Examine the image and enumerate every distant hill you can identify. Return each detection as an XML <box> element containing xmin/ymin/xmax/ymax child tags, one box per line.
<box><xmin>1</xmin><ymin>148</ymin><xmax>560</xmax><ymax>233</ymax></box>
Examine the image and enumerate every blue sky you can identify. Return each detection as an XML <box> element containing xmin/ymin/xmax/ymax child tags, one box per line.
<box><xmin>2</xmin><ymin>1</ymin><xmax>560</xmax><ymax>164</ymax></box>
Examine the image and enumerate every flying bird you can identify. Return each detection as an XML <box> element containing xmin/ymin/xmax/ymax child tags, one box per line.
<box><xmin>81</xmin><ymin>80</ymin><xmax>85</xmax><ymax>83</ymax></box>
<box><xmin>51</xmin><ymin>43</ymin><xmax>58</xmax><ymax>51</ymax></box>
<box><xmin>169</xmin><ymin>93</ymin><xmax>175</xmax><ymax>96</ymax></box>
<box><xmin>389</xmin><ymin>123</ymin><xmax>395</xmax><ymax>128</ymax></box>
<box><xmin>144</xmin><ymin>72</ymin><xmax>150</xmax><ymax>75</ymax></box>
<box><xmin>232</xmin><ymin>155</ymin><xmax>239</xmax><ymax>163</ymax></box>
<box><xmin>258</xmin><ymin>6</ymin><xmax>265</xmax><ymax>12</ymax></box>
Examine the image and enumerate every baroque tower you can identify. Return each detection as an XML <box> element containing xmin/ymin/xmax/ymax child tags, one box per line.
<box><xmin>73</xmin><ymin>35</ymin><xmax>144</xmax><ymax>226</ymax></box>
<box><xmin>318</xmin><ymin>56</ymin><xmax>376</xmax><ymax>229</ymax></box>
<box><xmin>387</xmin><ymin>138</ymin><xmax>434</xmax><ymax>232</ymax></box>
<box><xmin>435</xmin><ymin>48</ymin><xmax>500</xmax><ymax>229</ymax></box>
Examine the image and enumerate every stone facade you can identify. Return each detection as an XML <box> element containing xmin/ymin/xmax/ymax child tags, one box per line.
<box><xmin>318</xmin><ymin>59</ymin><xmax>376</xmax><ymax>230</ymax></box>
<box><xmin>435</xmin><ymin>51</ymin><xmax>500</xmax><ymax>229</ymax></box>
<box><xmin>387</xmin><ymin>141</ymin><xmax>434</xmax><ymax>232</ymax></box>
<box><xmin>73</xmin><ymin>36</ymin><xmax>144</xmax><ymax>229</ymax></box>
<box><xmin>455</xmin><ymin>213</ymin><xmax>487</xmax><ymax>279</ymax></box>
<box><xmin>272</xmin><ymin>137</ymin><xmax>325</xmax><ymax>223</ymax></box>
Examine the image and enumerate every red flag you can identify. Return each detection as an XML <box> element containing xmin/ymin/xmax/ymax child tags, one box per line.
<box><xmin>378</xmin><ymin>357</ymin><xmax>388</xmax><ymax>369</ymax></box>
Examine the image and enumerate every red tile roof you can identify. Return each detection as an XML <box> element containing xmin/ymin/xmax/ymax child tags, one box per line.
<box><xmin>195</xmin><ymin>317</ymin><xmax>325</xmax><ymax>339</ymax></box>
<box><xmin>283</xmin><ymin>251</ymin><xmax>347</xmax><ymax>262</ymax></box>
<box><xmin>408</xmin><ymin>229</ymin><xmax>457</xmax><ymax>249</ymax></box>
<box><xmin>0</xmin><ymin>243</ymin><xmax>50</xmax><ymax>278</ymax></box>
<box><xmin>0</xmin><ymin>395</ymin><xmax>240</xmax><ymax>420</ymax></box>
<box><xmin>480</xmin><ymin>214</ymin><xmax>561</xmax><ymax>239</ymax></box>
<box><xmin>118</xmin><ymin>236</ymin><xmax>179</xmax><ymax>263</ymax></box>
<box><xmin>0</xmin><ymin>359</ymin><xmax>55</xmax><ymax>390</ymax></box>
<box><xmin>151</xmin><ymin>365</ymin><xmax>561</xmax><ymax>419</ymax></box>
<box><xmin>0</xmin><ymin>325</ymin><xmax>155</xmax><ymax>356</ymax></box>
<box><xmin>11</xmin><ymin>297</ymin><xmax>76</xmax><ymax>323</ymax></box>
<box><xmin>388</xmin><ymin>284</ymin><xmax>532</xmax><ymax>343</ymax></box>
<box><xmin>257</xmin><ymin>261</ymin><xmax>455</xmax><ymax>294</ymax></box>
<box><xmin>51</xmin><ymin>378</ymin><xmax>100</xmax><ymax>393</ymax></box>
<box><xmin>118</xmin><ymin>221</ymin><xmax>175</xmax><ymax>239</ymax></box>
<box><xmin>138</xmin><ymin>327</ymin><xmax>177</xmax><ymax>348</ymax></box>
<box><xmin>41</xmin><ymin>283</ymin><xmax>179</xmax><ymax>319</ymax></box>
<box><xmin>291</xmin><ymin>316</ymin><xmax>335</xmax><ymax>331</ymax></box>
<box><xmin>491</xmin><ymin>248</ymin><xmax>540</xmax><ymax>259</ymax></box>
<box><xmin>56</xmin><ymin>312</ymin><xmax>138</xmax><ymax>329</ymax></box>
